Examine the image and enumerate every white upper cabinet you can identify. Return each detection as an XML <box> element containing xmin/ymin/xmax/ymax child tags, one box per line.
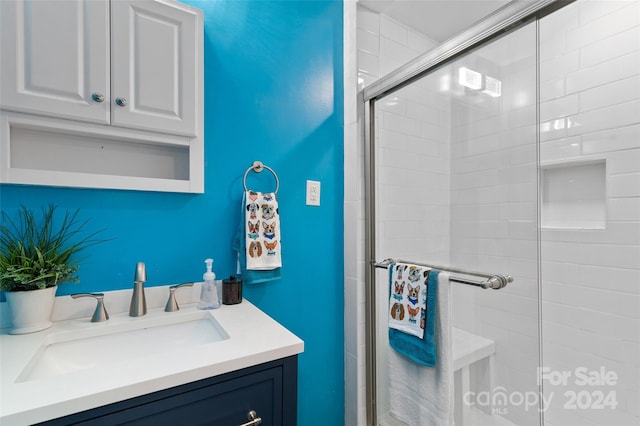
<box><xmin>0</xmin><ymin>0</ymin><xmax>204</xmax><ymax>193</ymax></box>
<box><xmin>111</xmin><ymin>1</ymin><xmax>198</xmax><ymax>137</ymax></box>
<box><xmin>0</xmin><ymin>0</ymin><xmax>110</xmax><ymax>124</ymax></box>
<box><xmin>1</xmin><ymin>0</ymin><xmax>198</xmax><ymax>137</ymax></box>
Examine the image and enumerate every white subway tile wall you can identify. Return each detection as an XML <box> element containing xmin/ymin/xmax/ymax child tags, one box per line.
<box><xmin>540</xmin><ymin>2</ymin><xmax>640</xmax><ymax>425</ymax></box>
<box><xmin>344</xmin><ymin>2</ymin><xmax>364</xmax><ymax>425</ymax></box>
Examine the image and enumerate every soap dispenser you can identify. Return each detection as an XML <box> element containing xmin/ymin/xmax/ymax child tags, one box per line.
<box><xmin>198</xmin><ymin>258</ymin><xmax>221</xmax><ymax>310</ymax></box>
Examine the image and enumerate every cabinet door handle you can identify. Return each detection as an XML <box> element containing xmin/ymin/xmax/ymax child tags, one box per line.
<box><xmin>92</xmin><ymin>92</ymin><xmax>105</xmax><ymax>103</ymax></box>
<box><xmin>239</xmin><ymin>410</ymin><xmax>262</xmax><ymax>426</ymax></box>
<box><xmin>115</xmin><ymin>97</ymin><xmax>127</xmax><ymax>107</ymax></box>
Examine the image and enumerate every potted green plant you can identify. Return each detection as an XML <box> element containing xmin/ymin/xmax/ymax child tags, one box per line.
<box><xmin>0</xmin><ymin>204</ymin><xmax>104</xmax><ymax>334</ymax></box>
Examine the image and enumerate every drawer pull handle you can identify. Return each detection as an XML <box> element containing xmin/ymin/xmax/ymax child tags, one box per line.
<box><xmin>115</xmin><ymin>97</ymin><xmax>127</xmax><ymax>107</ymax></box>
<box><xmin>239</xmin><ymin>410</ymin><xmax>262</xmax><ymax>426</ymax></box>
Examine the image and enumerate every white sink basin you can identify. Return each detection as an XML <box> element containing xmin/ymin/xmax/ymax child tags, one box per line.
<box><xmin>16</xmin><ymin>310</ymin><xmax>229</xmax><ymax>382</ymax></box>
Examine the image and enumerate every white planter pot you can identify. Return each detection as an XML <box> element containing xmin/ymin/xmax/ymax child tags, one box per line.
<box><xmin>5</xmin><ymin>286</ymin><xmax>57</xmax><ymax>335</ymax></box>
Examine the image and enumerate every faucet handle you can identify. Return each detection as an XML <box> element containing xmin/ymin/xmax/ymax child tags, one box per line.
<box><xmin>165</xmin><ymin>282</ymin><xmax>194</xmax><ymax>312</ymax></box>
<box><xmin>71</xmin><ymin>293</ymin><xmax>109</xmax><ymax>322</ymax></box>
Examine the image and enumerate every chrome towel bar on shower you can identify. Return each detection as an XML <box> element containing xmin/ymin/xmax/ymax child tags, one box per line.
<box><xmin>372</xmin><ymin>258</ymin><xmax>512</xmax><ymax>290</ymax></box>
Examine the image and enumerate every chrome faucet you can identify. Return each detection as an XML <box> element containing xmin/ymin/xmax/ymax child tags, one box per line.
<box><xmin>129</xmin><ymin>262</ymin><xmax>147</xmax><ymax>317</ymax></box>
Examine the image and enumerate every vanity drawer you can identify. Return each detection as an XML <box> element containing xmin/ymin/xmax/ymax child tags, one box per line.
<box><xmin>40</xmin><ymin>356</ymin><xmax>298</xmax><ymax>426</ymax></box>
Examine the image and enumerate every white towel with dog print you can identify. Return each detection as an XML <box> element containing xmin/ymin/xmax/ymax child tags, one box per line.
<box><xmin>244</xmin><ymin>190</ymin><xmax>282</xmax><ymax>270</ymax></box>
<box><xmin>388</xmin><ymin>263</ymin><xmax>430</xmax><ymax>339</ymax></box>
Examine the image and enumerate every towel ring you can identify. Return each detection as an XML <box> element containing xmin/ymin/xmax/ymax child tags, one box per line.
<box><xmin>243</xmin><ymin>160</ymin><xmax>280</xmax><ymax>194</ymax></box>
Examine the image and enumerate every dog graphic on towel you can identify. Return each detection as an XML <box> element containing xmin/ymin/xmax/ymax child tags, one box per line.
<box><xmin>388</xmin><ymin>264</ymin><xmax>430</xmax><ymax>339</ymax></box>
<box><xmin>392</xmin><ymin>281</ymin><xmax>405</xmax><ymax>301</ymax></box>
<box><xmin>391</xmin><ymin>302</ymin><xmax>405</xmax><ymax>320</ymax></box>
<box><xmin>248</xmin><ymin>241</ymin><xmax>262</xmax><ymax>258</ymax></box>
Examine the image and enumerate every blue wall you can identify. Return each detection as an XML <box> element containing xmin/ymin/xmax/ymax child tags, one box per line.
<box><xmin>0</xmin><ymin>0</ymin><xmax>344</xmax><ymax>424</ymax></box>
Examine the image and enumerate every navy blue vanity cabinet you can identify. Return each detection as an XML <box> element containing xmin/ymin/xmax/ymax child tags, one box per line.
<box><xmin>39</xmin><ymin>356</ymin><xmax>298</xmax><ymax>426</ymax></box>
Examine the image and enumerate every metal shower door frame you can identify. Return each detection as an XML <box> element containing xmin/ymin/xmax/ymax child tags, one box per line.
<box><xmin>361</xmin><ymin>1</ymin><xmax>572</xmax><ymax>424</ymax></box>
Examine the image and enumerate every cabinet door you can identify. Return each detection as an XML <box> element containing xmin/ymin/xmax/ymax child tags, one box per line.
<box><xmin>0</xmin><ymin>0</ymin><xmax>109</xmax><ymax>124</ymax></box>
<box><xmin>111</xmin><ymin>0</ymin><xmax>199</xmax><ymax>137</ymax></box>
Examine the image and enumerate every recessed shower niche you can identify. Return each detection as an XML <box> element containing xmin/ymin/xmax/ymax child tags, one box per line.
<box><xmin>540</xmin><ymin>160</ymin><xmax>606</xmax><ymax>229</ymax></box>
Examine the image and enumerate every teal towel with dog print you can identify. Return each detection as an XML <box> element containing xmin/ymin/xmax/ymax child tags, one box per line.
<box><xmin>233</xmin><ymin>190</ymin><xmax>282</xmax><ymax>285</ymax></box>
<box><xmin>388</xmin><ymin>263</ymin><xmax>438</xmax><ymax>367</ymax></box>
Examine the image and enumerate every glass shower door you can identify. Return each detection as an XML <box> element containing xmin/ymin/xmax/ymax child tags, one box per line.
<box><xmin>372</xmin><ymin>21</ymin><xmax>541</xmax><ymax>426</ymax></box>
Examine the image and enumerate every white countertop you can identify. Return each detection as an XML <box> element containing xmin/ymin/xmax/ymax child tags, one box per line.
<box><xmin>0</xmin><ymin>293</ymin><xmax>304</xmax><ymax>426</ymax></box>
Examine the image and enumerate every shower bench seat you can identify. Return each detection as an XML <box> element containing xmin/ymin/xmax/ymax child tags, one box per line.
<box><xmin>453</xmin><ymin>327</ymin><xmax>496</xmax><ymax>424</ymax></box>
